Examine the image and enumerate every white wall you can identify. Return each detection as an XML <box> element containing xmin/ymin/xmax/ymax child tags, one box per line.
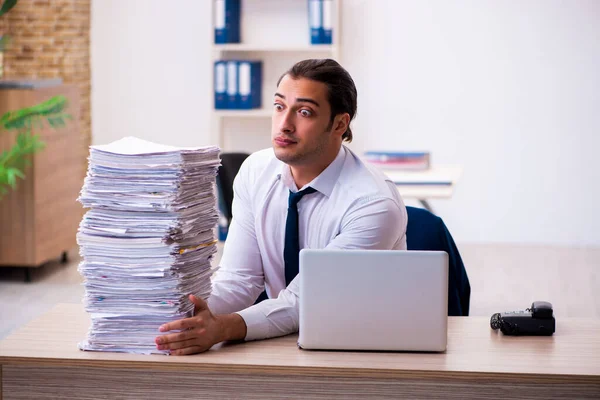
<box><xmin>91</xmin><ymin>0</ymin><xmax>213</xmax><ymax>147</ymax></box>
<box><xmin>342</xmin><ymin>0</ymin><xmax>600</xmax><ymax>247</ymax></box>
<box><xmin>92</xmin><ymin>0</ymin><xmax>600</xmax><ymax>247</ymax></box>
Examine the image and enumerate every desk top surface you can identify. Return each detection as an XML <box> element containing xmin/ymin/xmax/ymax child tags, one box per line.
<box><xmin>1</xmin><ymin>304</ymin><xmax>599</xmax><ymax>380</ymax></box>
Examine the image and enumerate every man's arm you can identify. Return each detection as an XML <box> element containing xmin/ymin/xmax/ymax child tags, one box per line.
<box><xmin>236</xmin><ymin>196</ymin><xmax>407</xmax><ymax>341</ymax></box>
<box><xmin>208</xmin><ymin>160</ymin><xmax>265</xmax><ymax>315</ymax></box>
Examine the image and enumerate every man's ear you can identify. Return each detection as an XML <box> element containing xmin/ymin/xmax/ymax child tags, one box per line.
<box><xmin>332</xmin><ymin>113</ymin><xmax>350</xmax><ymax>138</ymax></box>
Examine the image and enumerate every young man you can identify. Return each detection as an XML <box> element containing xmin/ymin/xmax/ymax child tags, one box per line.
<box><xmin>155</xmin><ymin>59</ymin><xmax>408</xmax><ymax>355</ymax></box>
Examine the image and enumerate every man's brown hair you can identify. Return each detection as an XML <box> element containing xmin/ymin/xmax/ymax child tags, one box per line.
<box><xmin>277</xmin><ymin>59</ymin><xmax>357</xmax><ymax>142</ymax></box>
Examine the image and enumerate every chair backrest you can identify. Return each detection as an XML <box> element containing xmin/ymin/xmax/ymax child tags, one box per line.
<box><xmin>406</xmin><ymin>206</ymin><xmax>471</xmax><ymax>316</ymax></box>
<box><xmin>217</xmin><ymin>152</ymin><xmax>250</xmax><ymax>221</ymax></box>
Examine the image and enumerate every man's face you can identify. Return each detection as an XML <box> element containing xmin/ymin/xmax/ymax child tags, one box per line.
<box><xmin>271</xmin><ymin>75</ymin><xmax>337</xmax><ymax>166</ymax></box>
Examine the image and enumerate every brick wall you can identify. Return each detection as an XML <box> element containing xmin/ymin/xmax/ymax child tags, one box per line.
<box><xmin>0</xmin><ymin>0</ymin><xmax>91</xmax><ymax>148</ymax></box>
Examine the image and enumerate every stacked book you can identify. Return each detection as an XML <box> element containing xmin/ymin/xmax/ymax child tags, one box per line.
<box><xmin>77</xmin><ymin>136</ymin><xmax>221</xmax><ymax>354</ymax></box>
<box><xmin>364</xmin><ymin>151</ymin><xmax>431</xmax><ymax>171</ymax></box>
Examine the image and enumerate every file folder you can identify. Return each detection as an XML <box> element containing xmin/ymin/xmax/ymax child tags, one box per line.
<box><xmin>226</xmin><ymin>60</ymin><xmax>239</xmax><ymax>109</ymax></box>
<box><xmin>308</xmin><ymin>0</ymin><xmax>323</xmax><ymax>45</ymax></box>
<box><xmin>238</xmin><ymin>61</ymin><xmax>262</xmax><ymax>109</ymax></box>
<box><xmin>214</xmin><ymin>0</ymin><xmax>241</xmax><ymax>44</ymax></box>
<box><xmin>214</xmin><ymin>61</ymin><xmax>228</xmax><ymax>109</ymax></box>
<box><xmin>322</xmin><ymin>0</ymin><xmax>333</xmax><ymax>44</ymax></box>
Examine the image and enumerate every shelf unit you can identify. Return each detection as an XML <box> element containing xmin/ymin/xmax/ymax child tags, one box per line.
<box><xmin>210</xmin><ymin>0</ymin><xmax>341</xmax><ymax>152</ymax></box>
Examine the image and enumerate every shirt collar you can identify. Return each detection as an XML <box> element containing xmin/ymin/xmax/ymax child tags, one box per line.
<box><xmin>276</xmin><ymin>145</ymin><xmax>347</xmax><ymax>198</ymax></box>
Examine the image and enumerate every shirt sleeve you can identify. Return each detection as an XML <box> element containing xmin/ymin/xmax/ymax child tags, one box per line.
<box><xmin>236</xmin><ymin>195</ymin><xmax>407</xmax><ymax>341</ymax></box>
<box><xmin>207</xmin><ymin>160</ymin><xmax>265</xmax><ymax>316</ymax></box>
<box><xmin>327</xmin><ymin>195</ymin><xmax>407</xmax><ymax>251</ymax></box>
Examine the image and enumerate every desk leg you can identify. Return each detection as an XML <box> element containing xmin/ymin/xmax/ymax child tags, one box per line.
<box><xmin>419</xmin><ymin>199</ymin><xmax>434</xmax><ymax>214</ymax></box>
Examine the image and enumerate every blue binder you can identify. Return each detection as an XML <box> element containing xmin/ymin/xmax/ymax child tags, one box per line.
<box><xmin>214</xmin><ymin>61</ymin><xmax>228</xmax><ymax>109</ymax></box>
<box><xmin>226</xmin><ymin>60</ymin><xmax>240</xmax><ymax>109</ymax></box>
<box><xmin>322</xmin><ymin>0</ymin><xmax>333</xmax><ymax>44</ymax></box>
<box><xmin>238</xmin><ymin>61</ymin><xmax>262</xmax><ymax>109</ymax></box>
<box><xmin>214</xmin><ymin>0</ymin><xmax>241</xmax><ymax>44</ymax></box>
<box><xmin>308</xmin><ymin>0</ymin><xmax>323</xmax><ymax>44</ymax></box>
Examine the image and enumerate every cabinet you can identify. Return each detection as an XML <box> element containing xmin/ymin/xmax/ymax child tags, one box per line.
<box><xmin>210</xmin><ymin>0</ymin><xmax>341</xmax><ymax>152</ymax></box>
<box><xmin>0</xmin><ymin>84</ymin><xmax>84</xmax><ymax>271</ymax></box>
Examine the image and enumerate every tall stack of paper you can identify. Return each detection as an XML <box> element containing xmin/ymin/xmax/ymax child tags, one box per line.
<box><xmin>76</xmin><ymin>136</ymin><xmax>221</xmax><ymax>354</ymax></box>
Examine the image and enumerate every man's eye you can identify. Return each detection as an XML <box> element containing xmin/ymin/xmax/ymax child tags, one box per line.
<box><xmin>274</xmin><ymin>103</ymin><xmax>283</xmax><ymax>111</ymax></box>
<box><xmin>299</xmin><ymin>109</ymin><xmax>312</xmax><ymax>117</ymax></box>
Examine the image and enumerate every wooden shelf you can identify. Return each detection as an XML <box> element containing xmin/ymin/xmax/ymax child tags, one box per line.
<box><xmin>213</xmin><ymin>44</ymin><xmax>336</xmax><ymax>53</ymax></box>
<box><xmin>215</xmin><ymin>108</ymin><xmax>272</xmax><ymax>118</ymax></box>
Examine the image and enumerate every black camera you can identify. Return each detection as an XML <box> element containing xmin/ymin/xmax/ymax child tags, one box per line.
<box><xmin>490</xmin><ymin>301</ymin><xmax>555</xmax><ymax>336</ymax></box>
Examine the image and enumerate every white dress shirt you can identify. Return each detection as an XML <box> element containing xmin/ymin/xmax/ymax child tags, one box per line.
<box><xmin>208</xmin><ymin>145</ymin><xmax>408</xmax><ymax>341</ymax></box>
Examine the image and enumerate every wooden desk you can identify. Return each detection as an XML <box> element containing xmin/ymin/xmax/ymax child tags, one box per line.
<box><xmin>1</xmin><ymin>304</ymin><xmax>599</xmax><ymax>399</ymax></box>
<box><xmin>385</xmin><ymin>165</ymin><xmax>463</xmax><ymax>212</ymax></box>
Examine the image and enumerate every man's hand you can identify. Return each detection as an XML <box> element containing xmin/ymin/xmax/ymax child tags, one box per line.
<box><xmin>155</xmin><ymin>294</ymin><xmax>247</xmax><ymax>355</ymax></box>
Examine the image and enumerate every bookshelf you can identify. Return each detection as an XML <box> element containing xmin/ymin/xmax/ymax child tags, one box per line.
<box><xmin>210</xmin><ymin>0</ymin><xmax>341</xmax><ymax>152</ymax></box>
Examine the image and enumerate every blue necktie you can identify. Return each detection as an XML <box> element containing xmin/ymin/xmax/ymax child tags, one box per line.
<box><xmin>284</xmin><ymin>187</ymin><xmax>317</xmax><ymax>286</ymax></box>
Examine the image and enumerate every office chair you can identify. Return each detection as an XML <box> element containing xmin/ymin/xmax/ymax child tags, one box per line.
<box><xmin>405</xmin><ymin>206</ymin><xmax>471</xmax><ymax>316</ymax></box>
<box><xmin>216</xmin><ymin>152</ymin><xmax>250</xmax><ymax>222</ymax></box>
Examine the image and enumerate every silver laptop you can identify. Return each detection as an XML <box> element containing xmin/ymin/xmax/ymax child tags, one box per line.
<box><xmin>298</xmin><ymin>249</ymin><xmax>449</xmax><ymax>352</ymax></box>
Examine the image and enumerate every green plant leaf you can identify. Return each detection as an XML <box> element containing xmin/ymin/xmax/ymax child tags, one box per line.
<box><xmin>0</xmin><ymin>95</ymin><xmax>69</xmax><ymax>131</ymax></box>
<box><xmin>12</xmin><ymin>168</ymin><xmax>24</xmax><ymax>179</ymax></box>
<box><xmin>0</xmin><ymin>0</ymin><xmax>18</xmax><ymax>18</ymax></box>
<box><xmin>6</xmin><ymin>167</ymin><xmax>22</xmax><ymax>187</ymax></box>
